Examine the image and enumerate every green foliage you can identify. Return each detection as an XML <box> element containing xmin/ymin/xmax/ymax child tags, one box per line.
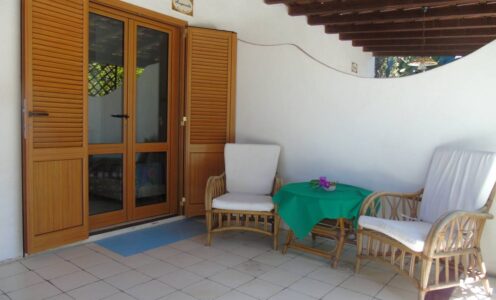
<box><xmin>375</xmin><ymin>56</ymin><xmax>458</xmax><ymax>78</ymax></box>
<box><xmin>88</xmin><ymin>62</ymin><xmax>145</xmax><ymax>97</ymax></box>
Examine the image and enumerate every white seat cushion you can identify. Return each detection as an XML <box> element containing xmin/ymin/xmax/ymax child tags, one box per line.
<box><xmin>212</xmin><ymin>193</ymin><xmax>274</xmax><ymax>212</ymax></box>
<box><xmin>420</xmin><ymin>148</ymin><xmax>496</xmax><ymax>223</ymax></box>
<box><xmin>359</xmin><ymin>216</ymin><xmax>432</xmax><ymax>252</ymax></box>
<box><xmin>225</xmin><ymin>143</ymin><xmax>280</xmax><ymax>195</ymax></box>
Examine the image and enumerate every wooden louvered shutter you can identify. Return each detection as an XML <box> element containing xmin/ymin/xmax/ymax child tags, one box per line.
<box><xmin>184</xmin><ymin>27</ymin><xmax>236</xmax><ymax>216</ymax></box>
<box><xmin>23</xmin><ymin>0</ymin><xmax>88</xmax><ymax>253</ymax></box>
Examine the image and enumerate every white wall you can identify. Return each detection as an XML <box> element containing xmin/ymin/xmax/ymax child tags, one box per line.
<box><xmin>0</xmin><ymin>0</ymin><xmax>23</xmax><ymax>262</ymax></box>
<box><xmin>235</xmin><ymin>40</ymin><xmax>496</xmax><ymax>272</ymax></box>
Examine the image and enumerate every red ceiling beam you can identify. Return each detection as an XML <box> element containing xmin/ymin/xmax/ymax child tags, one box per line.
<box><xmin>326</xmin><ymin>17</ymin><xmax>496</xmax><ymax>34</ymax></box>
<box><xmin>308</xmin><ymin>3</ymin><xmax>496</xmax><ymax>26</ymax></box>
<box><xmin>289</xmin><ymin>0</ymin><xmax>480</xmax><ymax>16</ymax></box>
<box><xmin>340</xmin><ymin>28</ymin><xmax>496</xmax><ymax>40</ymax></box>
<box><xmin>352</xmin><ymin>37</ymin><xmax>493</xmax><ymax>46</ymax></box>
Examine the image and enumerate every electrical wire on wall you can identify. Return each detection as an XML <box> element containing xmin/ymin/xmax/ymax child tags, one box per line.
<box><xmin>237</xmin><ymin>38</ymin><xmax>371</xmax><ymax>79</ymax></box>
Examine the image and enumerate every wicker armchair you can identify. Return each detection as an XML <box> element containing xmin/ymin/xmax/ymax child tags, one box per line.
<box><xmin>205</xmin><ymin>144</ymin><xmax>282</xmax><ymax>250</ymax></box>
<box><xmin>355</xmin><ymin>148</ymin><xmax>496</xmax><ymax>300</ymax></box>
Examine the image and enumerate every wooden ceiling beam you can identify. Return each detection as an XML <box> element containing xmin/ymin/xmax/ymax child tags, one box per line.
<box><xmin>308</xmin><ymin>3</ymin><xmax>496</xmax><ymax>26</ymax></box>
<box><xmin>352</xmin><ymin>37</ymin><xmax>493</xmax><ymax>46</ymax></box>
<box><xmin>340</xmin><ymin>28</ymin><xmax>496</xmax><ymax>40</ymax></box>
<box><xmin>326</xmin><ymin>17</ymin><xmax>496</xmax><ymax>33</ymax></box>
<box><xmin>363</xmin><ymin>45</ymin><xmax>479</xmax><ymax>52</ymax></box>
<box><xmin>289</xmin><ymin>0</ymin><xmax>480</xmax><ymax>16</ymax></box>
<box><xmin>373</xmin><ymin>50</ymin><xmax>470</xmax><ymax>56</ymax></box>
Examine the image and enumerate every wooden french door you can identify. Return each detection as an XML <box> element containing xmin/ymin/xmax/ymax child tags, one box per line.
<box><xmin>88</xmin><ymin>4</ymin><xmax>180</xmax><ymax>229</ymax></box>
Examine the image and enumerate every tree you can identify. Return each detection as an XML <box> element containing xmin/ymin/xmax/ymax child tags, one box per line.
<box><xmin>375</xmin><ymin>56</ymin><xmax>458</xmax><ymax>78</ymax></box>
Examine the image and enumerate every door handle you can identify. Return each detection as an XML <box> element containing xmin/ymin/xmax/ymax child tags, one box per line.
<box><xmin>111</xmin><ymin>114</ymin><xmax>130</xmax><ymax>119</ymax></box>
<box><xmin>28</xmin><ymin>111</ymin><xmax>49</xmax><ymax>117</ymax></box>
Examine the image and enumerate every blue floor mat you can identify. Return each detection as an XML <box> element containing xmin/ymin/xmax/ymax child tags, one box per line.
<box><xmin>96</xmin><ymin>218</ymin><xmax>205</xmax><ymax>256</ymax></box>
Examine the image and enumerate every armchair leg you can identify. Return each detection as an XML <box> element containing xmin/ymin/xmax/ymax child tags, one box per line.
<box><xmin>475</xmin><ymin>251</ymin><xmax>492</xmax><ymax>295</ymax></box>
<box><xmin>355</xmin><ymin>232</ymin><xmax>363</xmax><ymax>273</ymax></box>
<box><xmin>206</xmin><ymin>210</ymin><xmax>213</xmax><ymax>246</ymax></box>
<box><xmin>273</xmin><ymin>214</ymin><xmax>280</xmax><ymax>250</ymax></box>
<box><xmin>418</xmin><ymin>290</ymin><xmax>426</xmax><ymax>300</ymax></box>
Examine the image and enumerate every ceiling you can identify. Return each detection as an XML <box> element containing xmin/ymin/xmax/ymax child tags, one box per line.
<box><xmin>265</xmin><ymin>0</ymin><xmax>496</xmax><ymax>56</ymax></box>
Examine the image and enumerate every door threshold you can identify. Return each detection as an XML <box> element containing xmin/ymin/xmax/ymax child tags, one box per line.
<box><xmin>90</xmin><ymin>214</ymin><xmax>183</xmax><ymax>236</ymax></box>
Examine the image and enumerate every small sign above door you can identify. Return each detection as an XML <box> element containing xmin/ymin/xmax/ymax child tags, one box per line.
<box><xmin>172</xmin><ymin>0</ymin><xmax>193</xmax><ymax>16</ymax></box>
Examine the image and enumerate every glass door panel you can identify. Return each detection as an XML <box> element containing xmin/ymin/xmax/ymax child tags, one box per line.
<box><xmin>88</xmin><ymin>10</ymin><xmax>128</xmax><ymax>230</ymax></box>
<box><xmin>135</xmin><ymin>152</ymin><xmax>167</xmax><ymax>207</ymax></box>
<box><xmin>89</xmin><ymin>154</ymin><xmax>124</xmax><ymax>215</ymax></box>
<box><xmin>135</xmin><ymin>26</ymin><xmax>169</xmax><ymax>143</ymax></box>
<box><xmin>88</xmin><ymin>13</ymin><xmax>125</xmax><ymax>144</ymax></box>
<box><xmin>132</xmin><ymin>21</ymin><xmax>171</xmax><ymax>216</ymax></box>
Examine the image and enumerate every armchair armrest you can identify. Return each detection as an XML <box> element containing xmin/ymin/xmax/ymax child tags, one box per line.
<box><xmin>204</xmin><ymin>173</ymin><xmax>226</xmax><ymax>211</ymax></box>
<box><xmin>359</xmin><ymin>189</ymin><xmax>423</xmax><ymax>221</ymax></box>
<box><xmin>423</xmin><ymin>210</ymin><xmax>493</xmax><ymax>257</ymax></box>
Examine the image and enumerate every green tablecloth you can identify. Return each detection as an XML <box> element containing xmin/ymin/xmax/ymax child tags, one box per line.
<box><xmin>272</xmin><ymin>182</ymin><xmax>373</xmax><ymax>240</ymax></box>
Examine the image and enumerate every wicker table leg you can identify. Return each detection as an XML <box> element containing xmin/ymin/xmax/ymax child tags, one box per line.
<box><xmin>281</xmin><ymin>218</ymin><xmax>349</xmax><ymax>268</ymax></box>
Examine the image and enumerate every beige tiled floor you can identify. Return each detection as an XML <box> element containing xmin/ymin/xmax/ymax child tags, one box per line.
<box><xmin>0</xmin><ymin>230</ymin><xmax>494</xmax><ymax>300</ymax></box>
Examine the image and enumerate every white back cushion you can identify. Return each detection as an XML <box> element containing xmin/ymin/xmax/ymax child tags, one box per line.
<box><xmin>419</xmin><ymin>148</ymin><xmax>496</xmax><ymax>223</ymax></box>
<box><xmin>225</xmin><ymin>143</ymin><xmax>280</xmax><ymax>195</ymax></box>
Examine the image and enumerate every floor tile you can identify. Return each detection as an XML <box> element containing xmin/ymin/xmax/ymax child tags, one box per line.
<box><xmin>208</xmin><ymin>253</ymin><xmax>248</xmax><ymax>267</ymax></box>
<box><xmin>69</xmin><ymin>253</ymin><xmax>114</xmax><ymax>270</ymax></box>
<box><xmin>7</xmin><ymin>281</ymin><xmax>61</xmax><ymax>300</ymax></box>
<box><xmin>234</xmin><ymin>260</ymin><xmax>275</xmax><ymax>277</ymax></box>
<box><xmin>259</xmin><ymin>268</ymin><xmax>303</xmax><ymax>287</ymax></box>
<box><xmin>157</xmin><ymin>269</ymin><xmax>202</xmax><ymax>290</ymax></box>
<box><xmin>35</xmin><ymin>261</ymin><xmax>80</xmax><ymax>280</ymax></box>
<box><xmin>55</xmin><ymin>246</ymin><xmax>95</xmax><ymax>260</ymax></box>
<box><xmin>144</xmin><ymin>246</ymin><xmax>181</xmax><ymax>261</ymax></box>
<box><xmin>209</xmin><ymin>269</ymin><xmax>254</xmax><ymax>288</ymax></box>
<box><xmin>22</xmin><ymin>254</ymin><xmax>65</xmax><ymax>271</ymax></box>
<box><xmin>187</xmin><ymin>246</ymin><xmax>226</xmax><ymax>260</ymax></box>
<box><xmin>184</xmin><ymin>260</ymin><xmax>226</xmax><ymax>277</ymax></box>
<box><xmin>307</xmin><ymin>266</ymin><xmax>352</xmax><ymax>286</ymax></box>
<box><xmin>169</xmin><ymin>240</ymin><xmax>203</xmax><ymax>252</ymax></box>
<box><xmin>46</xmin><ymin>294</ymin><xmax>73</xmax><ymax>300</ymax></box>
<box><xmin>356</xmin><ymin>265</ymin><xmax>396</xmax><ymax>284</ymax></box>
<box><xmin>125</xmin><ymin>280</ymin><xmax>175</xmax><ymax>300</ymax></box>
<box><xmin>0</xmin><ymin>295</ymin><xmax>9</xmax><ymax>300</ymax></box>
<box><xmin>103</xmin><ymin>292</ymin><xmax>136</xmax><ymax>300</ymax></box>
<box><xmin>117</xmin><ymin>253</ymin><xmax>160</xmax><ymax>269</ymax></box>
<box><xmin>376</xmin><ymin>285</ymin><xmax>418</xmax><ymax>300</ymax></box>
<box><xmin>0</xmin><ymin>262</ymin><xmax>28</xmax><ymax>280</ymax></box>
<box><xmin>210</xmin><ymin>238</ymin><xmax>246</xmax><ymax>251</ymax></box>
<box><xmin>387</xmin><ymin>274</ymin><xmax>418</xmax><ymax>293</ymax></box>
<box><xmin>229</xmin><ymin>246</ymin><xmax>268</xmax><ymax>259</ymax></box>
<box><xmin>268</xmin><ymin>289</ymin><xmax>316</xmax><ymax>300</ymax></box>
<box><xmin>104</xmin><ymin>270</ymin><xmax>151</xmax><ymax>290</ymax></box>
<box><xmin>159</xmin><ymin>291</ymin><xmax>197</xmax><ymax>300</ymax></box>
<box><xmin>289</xmin><ymin>277</ymin><xmax>335</xmax><ymax>299</ymax></box>
<box><xmin>85</xmin><ymin>261</ymin><xmax>130</xmax><ymax>279</ymax></box>
<box><xmin>68</xmin><ymin>281</ymin><xmax>119</xmax><ymax>300</ymax></box>
<box><xmin>136</xmin><ymin>261</ymin><xmax>179</xmax><ymax>278</ymax></box>
<box><xmin>278</xmin><ymin>256</ymin><xmax>326</xmax><ymax>275</ymax></box>
<box><xmin>237</xmin><ymin>279</ymin><xmax>284</xmax><ymax>299</ymax></box>
<box><xmin>340</xmin><ymin>275</ymin><xmax>385</xmax><ymax>296</ymax></box>
<box><xmin>216</xmin><ymin>290</ymin><xmax>256</xmax><ymax>300</ymax></box>
<box><xmin>322</xmin><ymin>287</ymin><xmax>373</xmax><ymax>300</ymax></box>
<box><xmin>0</xmin><ymin>271</ymin><xmax>45</xmax><ymax>293</ymax></box>
<box><xmin>182</xmin><ymin>279</ymin><xmax>230</xmax><ymax>300</ymax></box>
<box><xmin>163</xmin><ymin>253</ymin><xmax>203</xmax><ymax>268</ymax></box>
<box><xmin>50</xmin><ymin>270</ymin><xmax>98</xmax><ymax>292</ymax></box>
<box><xmin>252</xmin><ymin>251</ymin><xmax>293</xmax><ymax>267</ymax></box>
